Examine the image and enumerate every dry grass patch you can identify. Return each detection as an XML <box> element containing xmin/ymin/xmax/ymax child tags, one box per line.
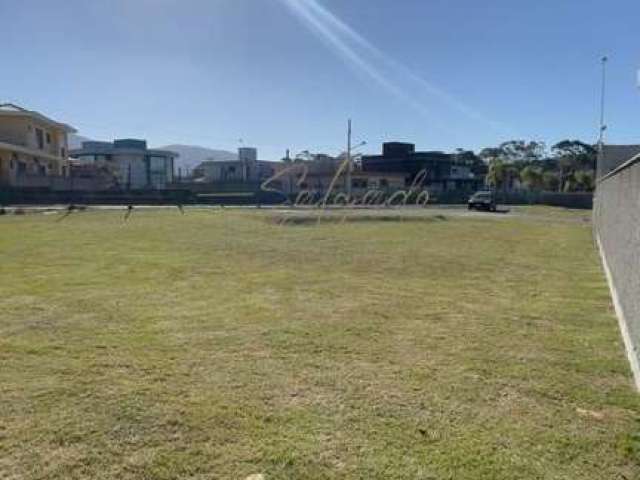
<box><xmin>0</xmin><ymin>207</ymin><xmax>639</xmax><ymax>479</ymax></box>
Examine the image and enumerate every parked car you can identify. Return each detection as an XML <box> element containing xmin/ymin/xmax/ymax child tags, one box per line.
<box><xmin>468</xmin><ymin>191</ymin><xmax>497</xmax><ymax>211</ymax></box>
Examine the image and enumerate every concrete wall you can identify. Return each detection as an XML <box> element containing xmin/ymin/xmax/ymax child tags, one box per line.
<box><xmin>593</xmin><ymin>154</ymin><xmax>640</xmax><ymax>389</ymax></box>
<box><xmin>431</xmin><ymin>190</ymin><xmax>593</xmax><ymax>208</ymax></box>
<box><xmin>0</xmin><ymin>187</ymin><xmax>192</xmax><ymax>206</ymax></box>
<box><xmin>9</xmin><ymin>175</ymin><xmax>102</xmax><ymax>191</ymax></box>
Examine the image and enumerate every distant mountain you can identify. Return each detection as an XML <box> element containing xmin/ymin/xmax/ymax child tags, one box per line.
<box><xmin>158</xmin><ymin>144</ymin><xmax>237</xmax><ymax>173</ymax></box>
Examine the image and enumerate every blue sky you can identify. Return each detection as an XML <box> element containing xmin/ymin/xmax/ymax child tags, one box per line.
<box><xmin>1</xmin><ymin>0</ymin><xmax>639</xmax><ymax>160</ymax></box>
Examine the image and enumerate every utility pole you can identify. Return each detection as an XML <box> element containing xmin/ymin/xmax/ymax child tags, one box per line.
<box><xmin>598</xmin><ymin>56</ymin><xmax>609</xmax><ymax>153</ymax></box>
<box><xmin>346</xmin><ymin>118</ymin><xmax>352</xmax><ymax>198</ymax></box>
<box><xmin>596</xmin><ymin>55</ymin><xmax>609</xmax><ymax>178</ymax></box>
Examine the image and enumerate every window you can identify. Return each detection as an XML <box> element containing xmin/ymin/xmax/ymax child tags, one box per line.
<box><xmin>17</xmin><ymin>162</ymin><xmax>27</xmax><ymax>175</ymax></box>
<box><xmin>36</xmin><ymin>128</ymin><xmax>44</xmax><ymax>149</ymax></box>
<box><xmin>46</xmin><ymin>132</ymin><xmax>51</xmax><ymax>144</ymax></box>
<box><xmin>149</xmin><ymin>156</ymin><xmax>168</xmax><ymax>188</ymax></box>
<box><xmin>380</xmin><ymin>179</ymin><xmax>389</xmax><ymax>187</ymax></box>
<box><xmin>60</xmin><ymin>147</ymin><xmax>66</xmax><ymax>158</ymax></box>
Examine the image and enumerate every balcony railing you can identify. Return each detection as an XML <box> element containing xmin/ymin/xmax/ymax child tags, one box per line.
<box><xmin>0</xmin><ymin>135</ymin><xmax>28</xmax><ymax>147</ymax></box>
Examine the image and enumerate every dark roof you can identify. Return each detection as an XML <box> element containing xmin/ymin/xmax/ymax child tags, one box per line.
<box><xmin>598</xmin><ymin>145</ymin><xmax>640</xmax><ymax>178</ymax></box>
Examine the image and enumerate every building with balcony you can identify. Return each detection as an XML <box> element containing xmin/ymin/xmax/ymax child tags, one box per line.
<box><xmin>0</xmin><ymin>103</ymin><xmax>76</xmax><ymax>186</ymax></box>
<box><xmin>361</xmin><ymin>142</ymin><xmax>484</xmax><ymax>192</ymax></box>
<box><xmin>70</xmin><ymin>139</ymin><xmax>178</xmax><ymax>189</ymax></box>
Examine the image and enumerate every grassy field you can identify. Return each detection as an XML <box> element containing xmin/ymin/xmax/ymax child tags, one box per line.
<box><xmin>1</xmin><ymin>207</ymin><xmax>639</xmax><ymax>479</ymax></box>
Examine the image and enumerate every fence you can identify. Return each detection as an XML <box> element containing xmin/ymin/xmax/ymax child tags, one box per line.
<box><xmin>10</xmin><ymin>174</ymin><xmax>105</xmax><ymax>191</ymax></box>
<box><xmin>593</xmin><ymin>153</ymin><xmax>640</xmax><ymax>389</ymax></box>
<box><xmin>432</xmin><ymin>190</ymin><xmax>593</xmax><ymax>209</ymax></box>
<box><xmin>0</xmin><ymin>187</ymin><xmax>193</xmax><ymax>206</ymax></box>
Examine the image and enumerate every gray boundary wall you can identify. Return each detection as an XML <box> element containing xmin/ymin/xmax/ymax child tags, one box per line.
<box><xmin>594</xmin><ymin>153</ymin><xmax>640</xmax><ymax>389</ymax></box>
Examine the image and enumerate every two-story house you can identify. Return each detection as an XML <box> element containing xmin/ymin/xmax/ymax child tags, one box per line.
<box><xmin>0</xmin><ymin>103</ymin><xmax>76</xmax><ymax>187</ymax></box>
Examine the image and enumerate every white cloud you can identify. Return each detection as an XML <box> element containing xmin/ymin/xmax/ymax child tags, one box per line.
<box><xmin>280</xmin><ymin>0</ymin><xmax>512</xmax><ymax>136</ymax></box>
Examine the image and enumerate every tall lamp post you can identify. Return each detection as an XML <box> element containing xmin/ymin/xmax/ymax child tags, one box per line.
<box><xmin>597</xmin><ymin>56</ymin><xmax>608</xmax><ymax>175</ymax></box>
<box><xmin>345</xmin><ymin>119</ymin><xmax>366</xmax><ymax>199</ymax></box>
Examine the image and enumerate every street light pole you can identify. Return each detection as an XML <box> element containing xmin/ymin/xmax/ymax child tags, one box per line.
<box><xmin>346</xmin><ymin>119</ymin><xmax>352</xmax><ymax>199</ymax></box>
<box><xmin>598</xmin><ymin>56</ymin><xmax>608</xmax><ymax>151</ymax></box>
<box><xmin>596</xmin><ymin>56</ymin><xmax>609</xmax><ymax>178</ymax></box>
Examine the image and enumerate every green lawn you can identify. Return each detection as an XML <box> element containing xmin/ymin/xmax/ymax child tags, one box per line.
<box><xmin>1</xmin><ymin>207</ymin><xmax>639</xmax><ymax>479</ymax></box>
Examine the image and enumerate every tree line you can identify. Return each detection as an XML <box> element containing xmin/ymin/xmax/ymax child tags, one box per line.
<box><xmin>472</xmin><ymin>140</ymin><xmax>597</xmax><ymax>193</ymax></box>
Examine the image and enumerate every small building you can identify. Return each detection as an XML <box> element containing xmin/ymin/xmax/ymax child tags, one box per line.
<box><xmin>70</xmin><ymin>139</ymin><xmax>178</xmax><ymax>189</ymax></box>
<box><xmin>276</xmin><ymin>155</ymin><xmax>406</xmax><ymax>197</ymax></box>
<box><xmin>0</xmin><ymin>103</ymin><xmax>76</xmax><ymax>187</ymax></box>
<box><xmin>193</xmin><ymin>147</ymin><xmax>280</xmax><ymax>184</ymax></box>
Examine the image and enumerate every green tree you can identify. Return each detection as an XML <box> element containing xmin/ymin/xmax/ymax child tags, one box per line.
<box><xmin>520</xmin><ymin>166</ymin><xmax>544</xmax><ymax>191</ymax></box>
<box><xmin>500</xmin><ymin>140</ymin><xmax>547</xmax><ymax>164</ymax></box>
<box><xmin>294</xmin><ymin>150</ymin><xmax>313</xmax><ymax>163</ymax></box>
<box><xmin>552</xmin><ymin>140</ymin><xmax>596</xmax><ymax>191</ymax></box>
<box><xmin>564</xmin><ymin>170</ymin><xmax>595</xmax><ymax>192</ymax></box>
<box><xmin>552</xmin><ymin>140</ymin><xmax>596</xmax><ymax>169</ymax></box>
<box><xmin>486</xmin><ymin>159</ymin><xmax>506</xmax><ymax>190</ymax></box>
<box><xmin>542</xmin><ymin>171</ymin><xmax>560</xmax><ymax>191</ymax></box>
<box><xmin>479</xmin><ymin>147</ymin><xmax>504</xmax><ymax>164</ymax></box>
